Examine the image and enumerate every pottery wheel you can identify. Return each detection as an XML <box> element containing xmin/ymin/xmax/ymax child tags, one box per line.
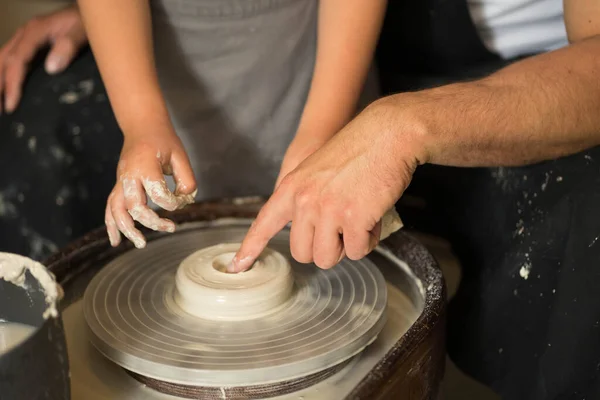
<box><xmin>83</xmin><ymin>226</ymin><xmax>387</xmax><ymax>389</ymax></box>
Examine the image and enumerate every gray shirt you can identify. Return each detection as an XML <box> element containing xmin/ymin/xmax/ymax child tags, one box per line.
<box><xmin>151</xmin><ymin>0</ymin><xmax>318</xmax><ymax>200</ymax></box>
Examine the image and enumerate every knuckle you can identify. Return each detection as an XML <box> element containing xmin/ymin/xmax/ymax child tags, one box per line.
<box><xmin>117</xmin><ymin>159</ymin><xmax>128</xmax><ymax>173</ymax></box>
<box><xmin>122</xmin><ymin>179</ymin><xmax>141</xmax><ymax>205</ymax></box>
<box><xmin>248</xmin><ymin>218</ymin><xmax>258</xmax><ymax>233</ymax></box>
<box><xmin>3</xmin><ymin>53</ymin><xmax>17</xmax><ymax>67</ymax></box>
<box><xmin>128</xmin><ymin>205</ymin><xmax>142</xmax><ymax>220</ymax></box>
<box><xmin>107</xmin><ymin>190</ymin><xmax>117</xmax><ymax>203</ymax></box>
<box><xmin>110</xmin><ymin>202</ymin><xmax>123</xmax><ymax>220</ymax></box>
<box><xmin>341</xmin><ymin>204</ymin><xmax>357</xmax><ymax>223</ymax></box>
<box><xmin>110</xmin><ymin>211</ymin><xmax>122</xmax><ymax>228</ymax></box>
<box><xmin>278</xmin><ymin>174</ymin><xmax>297</xmax><ymax>193</ymax></box>
<box><xmin>247</xmin><ymin>221</ymin><xmax>266</xmax><ymax>243</ymax></box>
<box><xmin>318</xmin><ymin>194</ymin><xmax>338</xmax><ymax>214</ymax></box>
<box><xmin>294</xmin><ymin>189</ymin><xmax>314</xmax><ymax>209</ymax></box>
<box><xmin>25</xmin><ymin>17</ymin><xmax>43</xmax><ymax>30</ymax></box>
<box><xmin>5</xmin><ymin>61</ymin><xmax>23</xmax><ymax>81</ymax></box>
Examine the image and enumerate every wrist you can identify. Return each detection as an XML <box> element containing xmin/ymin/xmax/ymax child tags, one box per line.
<box><xmin>117</xmin><ymin>101</ymin><xmax>175</xmax><ymax>140</ymax></box>
<box><xmin>368</xmin><ymin>94</ymin><xmax>433</xmax><ymax>166</ymax></box>
<box><xmin>293</xmin><ymin>119</ymin><xmax>339</xmax><ymax>145</ymax></box>
<box><xmin>295</xmin><ymin>97</ymin><xmax>358</xmax><ymax>144</ymax></box>
<box><xmin>290</xmin><ymin>129</ymin><xmax>331</xmax><ymax>149</ymax></box>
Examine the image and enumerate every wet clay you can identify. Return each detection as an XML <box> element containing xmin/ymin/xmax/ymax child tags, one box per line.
<box><xmin>380</xmin><ymin>208</ymin><xmax>403</xmax><ymax>240</ymax></box>
<box><xmin>0</xmin><ymin>322</ymin><xmax>37</xmax><ymax>355</ymax></box>
<box><xmin>173</xmin><ymin>208</ymin><xmax>401</xmax><ymax>320</ymax></box>
<box><xmin>174</xmin><ymin>243</ymin><xmax>294</xmax><ymax>320</ymax></box>
<box><xmin>0</xmin><ymin>253</ymin><xmax>61</xmax><ymax>319</ymax></box>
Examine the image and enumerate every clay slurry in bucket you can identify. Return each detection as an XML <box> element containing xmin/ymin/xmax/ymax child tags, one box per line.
<box><xmin>0</xmin><ymin>252</ymin><xmax>70</xmax><ymax>400</ymax></box>
<box><xmin>0</xmin><ymin>252</ymin><xmax>61</xmax><ymax>355</ymax></box>
<box><xmin>0</xmin><ymin>322</ymin><xmax>36</xmax><ymax>355</ymax></box>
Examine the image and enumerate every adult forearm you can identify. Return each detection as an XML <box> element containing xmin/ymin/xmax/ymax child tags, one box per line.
<box><xmin>77</xmin><ymin>0</ymin><xmax>169</xmax><ymax>135</ymax></box>
<box><xmin>392</xmin><ymin>35</ymin><xmax>600</xmax><ymax>167</ymax></box>
<box><xmin>297</xmin><ymin>0</ymin><xmax>387</xmax><ymax>139</ymax></box>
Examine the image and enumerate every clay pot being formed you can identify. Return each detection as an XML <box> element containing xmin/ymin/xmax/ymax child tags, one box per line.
<box><xmin>44</xmin><ymin>199</ymin><xmax>447</xmax><ymax>400</ymax></box>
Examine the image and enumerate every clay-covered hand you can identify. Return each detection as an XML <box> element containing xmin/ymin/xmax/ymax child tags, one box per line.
<box><xmin>232</xmin><ymin>101</ymin><xmax>424</xmax><ymax>271</ymax></box>
<box><xmin>0</xmin><ymin>5</ymin><xmax>86</xmax><ymax>113</ymax></box>
<box><xmin>275</xmin><ymin>136</ymin><xmax>328</xmax><ymax>189</ymax></box>
<box><xmin>105</xmin><ymin>126</ymin><xmax>197</xmax><ymax>249</ymax></box>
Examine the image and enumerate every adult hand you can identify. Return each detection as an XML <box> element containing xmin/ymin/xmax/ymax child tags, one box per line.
<box><xmin>0</xmin><ymin>5</ymin><xmax>86</xmax><ymax>113</ymax></box>
<box><xmin>105</xmin><ymin>123</ymin><xmax>197</xmax><ymax>249</ymax></box>
<box><xmin>275</xmin><ymin>135</ymin><xmax>329</xmax><ymax>189</ymax></box>
<box><xmin>231</xmin><ymin>98</ymin><xmax>427</xmax><ymax>272</ymax></box>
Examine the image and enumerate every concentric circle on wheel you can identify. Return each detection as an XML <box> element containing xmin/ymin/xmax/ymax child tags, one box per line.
<box><xmin>83</xmin><ymin>224</ymin><xmax>387</xmax><ymax>387</ymax></box>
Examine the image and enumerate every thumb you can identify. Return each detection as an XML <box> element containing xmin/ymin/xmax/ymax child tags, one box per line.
<box><xmin>45</xmin><ymin>36</ymin><xmax>80</xmax><ymax>74</ymax></box>
<box><xmin>170</xmin><ymin>150</ymin><xmax>197</xmax><ymax>196</ymax></box>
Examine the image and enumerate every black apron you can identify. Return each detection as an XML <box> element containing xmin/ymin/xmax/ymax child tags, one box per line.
<box><xmin>377</xmin><ymin>1</ymin><xmax>600</xmax><ymax>399</ymax></box>
<box><xmin>0</xmin><ymin>49</ymin><xmax>122</xmax><ymax>260</ymax></box>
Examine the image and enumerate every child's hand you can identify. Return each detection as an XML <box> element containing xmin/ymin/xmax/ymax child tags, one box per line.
<box><xmin>0</xmin><ymin>5</ymin><xmax>86</xmax><ymax>113</ymax></box>
<box><xmin>105</xmin><ymin>128</ymin><xmax>196</xmax><ymax>248</ymax></box>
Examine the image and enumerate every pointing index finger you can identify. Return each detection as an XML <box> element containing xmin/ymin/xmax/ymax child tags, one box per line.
<box><xmin>229</xmin><ymin>190</ymin><xmax>294</xmax><ymax>273</ymax></box>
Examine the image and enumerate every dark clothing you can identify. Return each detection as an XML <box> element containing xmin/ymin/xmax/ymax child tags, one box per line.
<box><xmin>0</xmin><ymin>50</ymin><xmax>121</xmax><ymax>260</ymax></box>
<box><xmin>377</xmin><ymin>1</ymin><xmax>600</xmax><ymax>399</ymax></box>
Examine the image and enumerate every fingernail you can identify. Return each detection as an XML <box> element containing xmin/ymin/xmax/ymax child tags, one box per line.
<box><xmin>226</xmin><ymin>258</ymin><xmax>238</xmax><ymax>273</ymax></box>
<box><xmin>132</xmin><ymin>237</ymin><xmax>146</xmax><ymax>249</ymax></box>
<box><xmin>108</xmin><ymin>235</ymin><xmax>118</xmax><ymax>247</ymax></box>
<box><xmin>46</xmin><ymin>57</ymin><xmax>63</xmax><ymax>74</ymax></box>
<box><xmin>109</xmin><ymin>235</ymin><xmax>121</xmax><ymax>247</ymax></box>
<box><xmin>174</xmin><ymin>182</ymin><xmax>187</xmax><ymax>196</ymax></box>
<box><xmin>166</xmin><ymin>224</ymin><xmax>176</xmax><ymax>233</ymax></box>
<box><xmin>5</xmin><ymin>97</ymin><xmax>15</xmax><ymax>113</ymax></box>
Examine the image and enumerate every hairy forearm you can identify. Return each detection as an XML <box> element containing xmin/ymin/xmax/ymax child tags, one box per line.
<box><xmin>297</xmin><ymin>0</ymin><xmax>387</xmax><ymax>140</ymax></box>
<box><xmin>394</xmin><ymin>35</ymin><xmax>600</xmax><ymax>167</ymax></box>
<box><xmin>77</xmin><ymin>0</ymin><xmax>169</xmax><ymax>135</ymax></box>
